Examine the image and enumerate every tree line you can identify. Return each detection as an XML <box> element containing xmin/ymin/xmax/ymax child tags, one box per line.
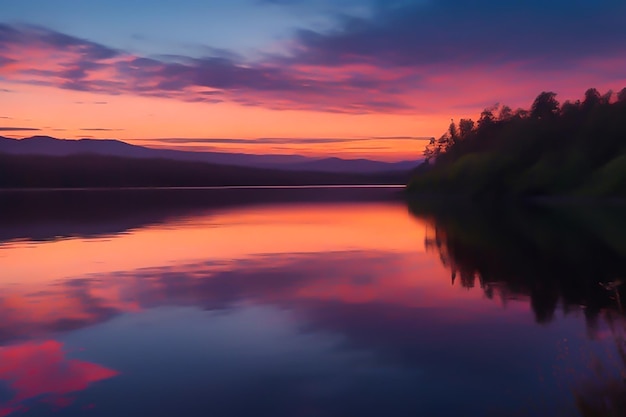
<box><xmin>0</xmin><ymin>153</ymin><xmax>408</xmax><ymax>188</ymax></box>
<box><xmin>410</xmin><ymin>87</ymin><xmax>626</xmax><ymax>198</ymax></box>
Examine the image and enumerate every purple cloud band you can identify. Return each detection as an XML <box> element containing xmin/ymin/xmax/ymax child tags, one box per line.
<box><xmin>0</xmin><ymin>127</ymin><xmax>40</xmax><ymax>131</ymax></box>
<box><xmin>1</xmin><ymin>0</ymin><xmax>626</xmax><ymax>114</ymax></box>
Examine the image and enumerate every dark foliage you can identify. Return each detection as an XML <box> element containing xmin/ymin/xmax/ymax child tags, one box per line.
<box><xmin>410</xmin><ymin>88</ymin><xmax>626</xmax><ymax>199</ymax></box>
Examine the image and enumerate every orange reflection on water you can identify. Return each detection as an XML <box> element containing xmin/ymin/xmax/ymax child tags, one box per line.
<box><xmin>0</xmin><ymin>341</ymin><xmax>118</xmax><ymax>416</ymax></box>
<box><xmin>0</xmin><ymin>203</ymin><xmax>425</xmax><ymax>286</ymax></box>
<box><xmin>0</xmin><ymin>201</ymin><xmax>531</xmax><ymax>342</ymax></box>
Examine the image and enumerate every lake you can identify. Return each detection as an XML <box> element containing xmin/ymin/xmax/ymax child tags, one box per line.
<box><xmin>0</xmin><ymin>187</ymin><xmax>624</xmax><ymax>417</ymax></box>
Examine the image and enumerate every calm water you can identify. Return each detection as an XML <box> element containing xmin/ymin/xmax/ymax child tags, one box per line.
<box><xmin>0</xmin><ymin>188</ymin><xmax>624</xmax><ymax>417</ymax></box>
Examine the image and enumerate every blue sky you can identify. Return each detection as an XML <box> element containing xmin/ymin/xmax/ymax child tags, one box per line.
<box><xmin>0</xmin><ymin>0</ymin><xmax>374</xmax><ymax>58</ymax></box>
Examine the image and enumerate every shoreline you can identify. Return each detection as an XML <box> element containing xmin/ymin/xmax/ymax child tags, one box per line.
<box><xmin>404</xmin><ymin>191</ymin><xmax>626</xmax><ymax>206</ymax></box>
<box><xmin>0</xmin><ymin>184</ymin><xmax>406</xmax><ymax>193</ymax></box>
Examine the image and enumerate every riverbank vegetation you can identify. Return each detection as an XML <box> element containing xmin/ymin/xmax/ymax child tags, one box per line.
<box><xmin>408</xmin><ymin>88</ymin><xmax>626</xmax><ymax>199</ymax></box>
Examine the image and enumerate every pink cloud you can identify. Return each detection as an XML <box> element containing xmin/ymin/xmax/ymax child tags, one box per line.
<box><xmin>1</xmin><ymin>23</ymin><xmax>625</xmax><ymax>117</ymax></box>
<box><xmin>0</xmin><ymin>340</ymin><xmax>118</xmax><ymax>416</ymax></box>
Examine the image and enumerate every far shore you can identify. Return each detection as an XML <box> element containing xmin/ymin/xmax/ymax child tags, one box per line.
<box><xmin>0</xmin><ymin>184</ymin><xmax>406</xmax><ymax>192</ymax></box>
<box><xmin>404</xmin><ymin>191</ymin><xmax>626</xmax><ymax>207</ymax></box>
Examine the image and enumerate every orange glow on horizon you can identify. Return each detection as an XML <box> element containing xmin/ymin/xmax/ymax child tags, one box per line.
<box><xmin>3</xmin><ymin>68</ymin><xmax>626</xmax><ymax>160</ymax></box>
<box><xmin>0</xmin><ymin>83</ymin><xmax>440</xmax><ymax>160</ymax></box>
<box><xmin>0</xmin><ymin>203</ymin><xmax>424</xmax><ymax>285</ymax></box>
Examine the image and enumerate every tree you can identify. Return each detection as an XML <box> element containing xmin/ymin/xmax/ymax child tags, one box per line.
<box><xmin>513</xmin><ymin>108</ymin><xmax>529</xmax><ymax>119</ymax></box>
<box><xmin>600</xmin><ymin>90</ymin><xmax>613</xmax><ymax>105</ymax></box>
<box><xmin>498</xmin><ymin>105</ymin><xmax>513</xmax><ymax>121</ymax></box>
<box><xmin>424</xmin><ymin>134</ymin><xmax>453</xmax><ymax>162</ymax></box>
<box><xmin>561</xmin><ymin>100</ymin><xmax>581</xmax><ymax>116</ymax></box>
<box><xmin>477</xmin><ymin>108</ymin><xmax>495</xmax><ymax>130</ymax></box>
<box><xmin>459</xmin><ymin>119</ymin><xmax>475</xmax><ymax>138</ymax></box>
<box><xmin>530</xmin><ymin>91</ymin><xmax>560</xmax><ymax>120</ymax></box>
<box><xmin>448</xmin><ymin>119</ymin><xmax>458</xmax><ymax>141</ymax></box>
<box><xmin>423</xmin><ymin>137</ymin><xmax>438</xmax><ymax>161</ymax></box>
<box><xmin>411</xmin><ymin>86</ymin><xmax>626</xmax><ymax>198</ymax></box>
<box><xmin>583</xmin><ymin>88</ymin><xmax>602</xmax><ymax>109</ymax></box>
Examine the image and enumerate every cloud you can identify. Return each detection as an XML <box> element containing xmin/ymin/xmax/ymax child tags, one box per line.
<box><xmin>137</xmin><ymin>137</ymin><xmax>378</xmax><ymax>145</ymax></box>
<box><xmin>1</xmin><ymin>1</ymin><xmax>626</xmax><ymax>116</ymax></box>
<box><xmin>0</xmin><ymin>56</ymin><xmax>15</xmax><ymax>66</ymax></box>
<box><xmin>0</xmin><ymin>23</ymin><xmax>118</xmax><ymax>59</ymax></box>
<box><xmin>284</xmin><ymin>0</ymin><xmax>626</xmax><ymax>69</ymax></box>
<box><xmin>80</xmin><ymin>128</ymin><xmax>124</xmax><ymax>131</ymax></box>
<box><xmin>370</xmin><ymin>136</ymin><xmax>431</xmax><ymax>140</ymax></box>
<box><xmin>135</xmin><ymin>137</ymin><xmax>432</xmax><ymax>152</ymax></box>
<box><xmin>0</xmin><ymin>126</ymin><xmax>40</xmax><ymax>131</ymax></box>
<box><xmin>74</xmin><ymin>101</ymin><xmax>108</xmax><ymax>105</ymax></box>
<box><xmin>0</xmin><ymin>23</ymin><xmax>420</xmax><ymax>113</ymax></box>
<box><xmin>145</xmin><ymin>144</ymin><xmax>224</xmax><ymax>152</ymax></box>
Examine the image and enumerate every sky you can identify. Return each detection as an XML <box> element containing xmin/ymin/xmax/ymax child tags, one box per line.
<box><xmin>1</xmin><ymin>0</ymin><xmax>626</xmax><ymax>161</ymax></box>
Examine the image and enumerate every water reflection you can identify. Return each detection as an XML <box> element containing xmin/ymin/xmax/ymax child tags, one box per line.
<box><xmin>572</xmin><ymin>311</ymin><xmax>626</xmax><ymax>417</ymax></box>
<box><xmin>409</xmin><ymin>202</ymin><xmax>626</xmax><ymax>324</ymax></box>
<box><xmin>0</xmin><ymin>189</ymin><xmax>625</xmax><ymax>416</ymax></box>
<box><xmin>0</xmin><ymin>341</ymin><xmax>118</xmax><ymax>416</ymax></box>
<box><xmin>409</xmin><ymin>201</ymin><xmax>626</xmax><ymax>417</ymax></box>
<box><xmin>0</xmin><ymin>187</ymin><xmax>399</xmax><ymax>243</ymax></box>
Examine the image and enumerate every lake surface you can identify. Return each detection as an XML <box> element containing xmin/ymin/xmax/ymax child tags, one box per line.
<box><xmin>0</xmin><ymin>188</ymin><xmax>624</xmax><ymax>417</ymax></box>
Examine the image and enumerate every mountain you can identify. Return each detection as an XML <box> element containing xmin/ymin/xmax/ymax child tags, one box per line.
<box><xmin>0</xmin><ymin>136</ymin><xmax>421</xmax><ymax>173</ymax></box>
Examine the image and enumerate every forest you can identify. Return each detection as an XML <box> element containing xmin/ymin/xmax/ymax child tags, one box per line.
<box><xmin>0</xmin><ymin>153</ymin><xmax>407</xmax><ymax>188</ymax></box>
<box><xmin>408</xmin><ymin>87</ymin><xmax>626</xmax><ymax>199</ymax></box>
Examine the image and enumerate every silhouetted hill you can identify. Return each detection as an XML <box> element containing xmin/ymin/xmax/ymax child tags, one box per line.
<box><xmin>408</xmin><ymin>87</ymin><xmax>626</xmax><ymax>199</ymax></box>
<box><xmin>0</xmin><ymin>136</ymin><xmax>420</xmax><ymax>173</ymax></box>
<box><xmin>0</xmin><ymin>135</ymin><xmax>139</xmax><ymax>155</ymax></box>
<box><xmin>0</xmin><ymin>153</ymin><xmax>408</xmax><ymax>188</ymax></box>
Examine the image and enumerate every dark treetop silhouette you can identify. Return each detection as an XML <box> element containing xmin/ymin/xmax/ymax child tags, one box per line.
<box><xmin>408</xmin><ymin>87</ymin><xmax>626</xmax><ymax>199</ymax></box>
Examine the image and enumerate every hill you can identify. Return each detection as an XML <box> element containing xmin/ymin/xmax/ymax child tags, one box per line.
<box><xmin>0</xmin><ymin>153</ymin><xmax>408</xmax><ymax>188</ymax></box>
<box><xmin>0</xmin><ymin>136</ymin><xmax>419</xmax><ymax>174</ymax></box>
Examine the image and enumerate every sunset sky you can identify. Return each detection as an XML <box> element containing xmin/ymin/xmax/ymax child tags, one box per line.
<box><xmin>1</xmin><ymin>0</ymin><xmax>626</xmax><ymax>160</ymax></box>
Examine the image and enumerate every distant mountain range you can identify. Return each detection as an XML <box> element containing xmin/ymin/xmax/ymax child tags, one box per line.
<box><xmin>0</xmin><ymin>136</ymin><xmax>420</xmax><ymax>173</ymax></box>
